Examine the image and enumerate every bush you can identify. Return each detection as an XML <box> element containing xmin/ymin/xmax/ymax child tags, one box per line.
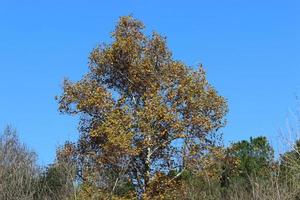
<box><xmin>0</xmin><ymin>126</ymin><xmax>39</xmax><ymax>200</ymax></box>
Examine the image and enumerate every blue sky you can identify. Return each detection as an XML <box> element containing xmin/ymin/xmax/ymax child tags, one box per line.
<box><xmin>0</xmin><ymin>0</ymin><xmax>299</xmax><ymax>165</ymax></box>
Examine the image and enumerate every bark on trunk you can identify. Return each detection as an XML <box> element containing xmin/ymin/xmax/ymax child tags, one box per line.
<box><xmin>144</xmin><ymin>135</ymin><xmax>151</xmax><ymax>195</ymax></box>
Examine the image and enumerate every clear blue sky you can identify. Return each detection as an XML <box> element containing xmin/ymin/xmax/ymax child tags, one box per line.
<box><xmin>0</xmin><ymin>0</ymin><xmax>299</xmax><ymax>165</ymax></box>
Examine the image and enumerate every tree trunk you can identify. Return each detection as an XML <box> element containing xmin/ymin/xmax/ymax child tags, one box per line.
<box><xmin>144</xmin><ymin>135</ymin><xmax>151</xmax><ymax>195</ymax></box>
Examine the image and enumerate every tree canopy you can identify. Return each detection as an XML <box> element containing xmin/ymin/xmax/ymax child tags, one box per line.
<box><xmin>57</xmin><ymin>16</ymin><xmax>228</xmax><ymax>198</ymax></box>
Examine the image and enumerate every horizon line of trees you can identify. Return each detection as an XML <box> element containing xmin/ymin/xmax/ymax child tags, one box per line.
<box><xmin>2</xmin><ymin>125</ymin><xmax>300</xmax><ymax>199</ymax></box>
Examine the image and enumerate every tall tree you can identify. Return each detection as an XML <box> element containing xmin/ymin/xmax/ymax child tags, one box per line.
<box><xmin>57</xmin><ymin>16</ymin><xmax>227</xmax><ymax>199</ymax></box>
<box><xmin>221</xmin><ymin>136</ymin><xmax>274</xmax><ymax>189</ymax></box>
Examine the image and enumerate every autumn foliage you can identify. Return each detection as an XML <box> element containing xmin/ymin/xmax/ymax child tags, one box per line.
<box><xmin>57</xmin><ymin>16</ymin><xmax>227</xmax><ymax>198</ymax></box>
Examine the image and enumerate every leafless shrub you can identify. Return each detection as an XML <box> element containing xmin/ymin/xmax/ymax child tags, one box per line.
<box><xmin>0</xmin><ymin>126</ymin><xmax>39</xmax><ymax>200</ymax></box>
